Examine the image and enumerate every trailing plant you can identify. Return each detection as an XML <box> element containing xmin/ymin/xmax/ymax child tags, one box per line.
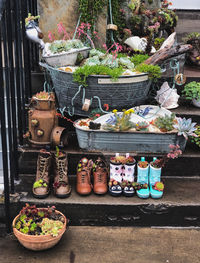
<box><xmin>182</xmin><ymin>81</ymin><xmax>200</xmax><ymax>100</ymax></box>
<box><xmin>130</xmin><ymin>54</ymin><xmax>149</xmax><ymax>66</ymax></box>
<box><xmin>73</xmin><ymin>65</ymin><xmax>124</xmax><ymax>86</ymax></box>
<box><xmin>190</xmin><ymin>125</ymin><xmax>200</xmax><ymax>148</ymax></box>
<box><xmin>135</xmin><ymin>63</ymin><xmax>161</xmax><ymax>80</ymax></box>
<box><xmin>151</xmin><ymin>144</ymin><xmax>182</xmax><ymax>168</ymax></box>
<box><xmin>14</xmin><ymin>204</ymin><xmax>65</xmax><ymax>236</ymax></box>
<box><xmin>173</xmin><ymin>117</ymin><xmax>197</xmax><ymax>139</ymax></box>
<box><xmin>78</xmin><ymin>0</ymin><xmax>107</xmax><ymax>35</ymax></box>
<box><xmin>154</xmin><ymin>113</ymin><xmax>176</xmax><ymax>132</ymax></box>
<box><xmin>103</xmin><ymin>109</ymin><xmax>135</xmax><ymax>132</ymax></box>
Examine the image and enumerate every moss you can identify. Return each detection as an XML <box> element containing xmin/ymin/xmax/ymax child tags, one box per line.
<box><xmin>130</xmin><ymin>54</ymin><xmax>149</xmax><ymax>66</ymax></box>
<box><xmin>135</xmin><ymin>63</ymin><xmax>161</xmax><ymax>80</ymax></box>
<box><xmin>73</xmin><ymin>65</ymin><xmax>124</xmax><ymax>86</ymax></box>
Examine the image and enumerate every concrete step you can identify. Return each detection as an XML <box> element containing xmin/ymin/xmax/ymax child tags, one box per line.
<box><xmin>1</xmin><ymin>226</ymin><xmax>200</xmax><ymax>263</ymax></box>
<box><xmin>15</xmin><ymin>176</ymin><xmax>200</xmax><ymax>227</ymax></box>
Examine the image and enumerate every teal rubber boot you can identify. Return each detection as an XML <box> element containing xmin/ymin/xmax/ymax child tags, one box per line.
<box><xmin>149</xmin><ymin>157</ymin><xmax>163</xmax><ymax>199</ymax></box>
<box><xmin>136</xmin><ymin>157</ymin><xmax>150</xmax><ymax>199</ymax></box>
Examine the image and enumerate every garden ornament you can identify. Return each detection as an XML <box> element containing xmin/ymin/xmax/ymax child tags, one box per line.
<box><xmin>26</xmin><ymin>20</ymin><xmax>45</xmax><ymax>49</ymax></box>
<box><xmin>155</xmin><ymin>81</ymin><xmax>180</xmax><ymax>109</ymax></box>
<box><xmin>125</xmin><ymin>36</ymin><xmax>156</xmax><ymax>53</ymax></box>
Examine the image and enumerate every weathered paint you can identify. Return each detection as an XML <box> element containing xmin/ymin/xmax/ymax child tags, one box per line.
<box><xmin>38</xmin><ymin>0</ymin><xmax>107</xmax><ymax>46</ymax></box>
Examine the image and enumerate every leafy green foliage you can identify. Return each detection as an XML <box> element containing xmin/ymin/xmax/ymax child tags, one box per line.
<box><xmin>73</xmin><ymin>65</ymin><xmax>124</xmax><ymax>86</ymax></box>
<box><xmin>190</xmin><ymin>125</ymin><xmax>200</xmax><ymax>147</ymax></box>
<box><xmin>135</xmin><ymin>63</ymin><xmax>161</xmax><ymax>80</ymax></box>
<box><xmin>154</xmin><ymin>38</ymin><xmax>165</xmax><ymax>50</ymax></box>
<box><xmin>183</xmin><ymin>32</ymin><xmax>200</xmax><ymax>43</ymax></box>
<box><xmin>130</xmin><ymin>54</ymin><xmax>149</xmax><ymax>66</ymax></box>
<box><xmin>182</xmin><ymin>81</ymin><xmax>200</xmax><ymax>100</ymax></box>
<box><xmin>154</xmin><ymin>113</ymin><xmax>176</xmax><ymax>132</ymax></box>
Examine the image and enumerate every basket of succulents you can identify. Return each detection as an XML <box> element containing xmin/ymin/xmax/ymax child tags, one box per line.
<box><xmin>12</xmin><ymin>204</ymin><xmax>68</xmax><ymax>251</ymax></box>
<box><xmin>182</xmin><ymin>81</ymin><xmax>200</xmax><ymax>108</ymax></box>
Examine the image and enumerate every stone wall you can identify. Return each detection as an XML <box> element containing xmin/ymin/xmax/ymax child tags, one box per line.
<box><xmin>38</xmin><ymin>0</ymin><xmax>107</xmax><ymax>46</ymax></box>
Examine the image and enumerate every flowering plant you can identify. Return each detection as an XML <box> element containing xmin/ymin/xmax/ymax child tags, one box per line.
<box><xmin>151</xmin><ymin>144</ymin><xmax>182</xmax><ymax>168</ymax></box>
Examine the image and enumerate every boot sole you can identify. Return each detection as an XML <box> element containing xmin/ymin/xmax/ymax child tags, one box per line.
<box><xmin>32</xmin><ymin>191</ymin><xmax>50</xmax><ymax>199</ymax></box>
<box><xmin>55</xmin><ymin>192</ymin><xmax>71</xmax><ymax>199</ymax></box>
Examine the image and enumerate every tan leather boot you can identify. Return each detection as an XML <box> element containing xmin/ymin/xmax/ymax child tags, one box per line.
<box><xmin>53</xmin><ymin>152</ymin><xmax>71</xmax><ymax>198</ymax></box>
<box><xmin>93</xmin><ymin>158</ymin><xmax>108</xmax><ymax>195</ymax></box>
<box><xmin>76</xmin><ymin>158</ymin><xmax>92</xmax><ymax>195</ymax></box>
<box><xmin>32</xmin><ymin>149</ymin><xmax>51</xmax><ymax>199</ymax></box>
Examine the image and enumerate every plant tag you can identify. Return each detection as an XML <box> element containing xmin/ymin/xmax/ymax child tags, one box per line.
<box><xmin>82</xmin><ymin>99</ymin><xmax>91</xmax><ymax>111</ymax></box>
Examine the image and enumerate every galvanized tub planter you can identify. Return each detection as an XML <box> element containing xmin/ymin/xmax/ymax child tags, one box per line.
<box><xmin>41</xmin><ymin>63</ymin><xmax>152</xmax><ymax>116</ymax></box>
<box><xmin>74</xmin><ymin>125</ymin><xmax>187</xmax><ymax>153</ymax></box>
<box><xmin>42</xmin><ymin>47</ymin><xmax>90</xmax><ymax>67</ymax></box>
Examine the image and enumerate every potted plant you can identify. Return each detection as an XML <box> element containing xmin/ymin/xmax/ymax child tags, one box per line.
<box><xmin>183</xmin><ymin>32</ymin><xmax>200</xmax><ymax>68</ymax></box>
<box><xmin>182</xmin><ymin>81</ymin><xmax>200</xmax><ymax>108</ymax></box>
<box><xmin>190</xmin><ymin>124</ymin><xmax>200</xmax><ymax>148</ymax></box>
<box><xmin>153</xmin><ymin>113</ymin><xmax>176</xmax><ymax>132</ymax></box>
<box><xmin>136</xmin><ymin>157</ymin><xmax>150</xmax><ymax>199</ymax></box>
<box><xmin>149</xmin><ymin>144</ymin><xmax>182</xmax><ymax>198</ymax></box>
<box><xmin>12</xmin><ymin>204</ymin><xmax>68</xmax><ymax>251</ymax></box>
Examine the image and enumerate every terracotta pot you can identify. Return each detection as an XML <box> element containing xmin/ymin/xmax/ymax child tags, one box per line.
<box><xmin>12</xmin><ymin>209</ymin><xmax>67</xmax><ymax>251</ymax></box>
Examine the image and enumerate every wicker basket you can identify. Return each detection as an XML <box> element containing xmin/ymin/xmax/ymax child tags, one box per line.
<box><xmin>41</xmin><ymin>63</ymin><xmax>152</xmax><ymax>116</ymax></box>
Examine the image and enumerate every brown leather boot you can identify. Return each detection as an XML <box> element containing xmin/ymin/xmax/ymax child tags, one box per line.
<box><xmin>76</xmin><ymin>158</ymin><xmax>93</xmax><ymax>195</ymax></box>
<box><xmin>32</xmin><ymin>149</ymin><xmax>51</xmax><ymax>199</ymax></box>
<box><xmin>93</xmin><ymin>158</ymin><xmax>108</xmax><ymax>195</ymax></box>
<box><xmin>53</xmin><ymin>152</ymin><xmax>71</xmax><ymax>198</ymax></box>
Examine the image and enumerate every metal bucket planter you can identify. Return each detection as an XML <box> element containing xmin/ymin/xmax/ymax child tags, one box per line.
<box><xmin>74</xmin><ymin>124</ymin><xmax>187</xmax><ymax>153</ymax></box>
<box><xmin>41</xmin><ymin>63</ymin><xmax>152</xmax><ymax>117</ymax></box>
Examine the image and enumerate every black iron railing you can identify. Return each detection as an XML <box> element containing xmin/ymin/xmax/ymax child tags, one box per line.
<box><xmin>0</xmin><ymin>0</ymin><xmax>39</xmax><ymax>232</ymax></box>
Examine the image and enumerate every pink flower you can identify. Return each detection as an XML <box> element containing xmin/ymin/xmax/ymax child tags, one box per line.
<box><xmin>48</xmin><ymin>31</ymin><xmax>55</xmax><ymax>42</ymax></box>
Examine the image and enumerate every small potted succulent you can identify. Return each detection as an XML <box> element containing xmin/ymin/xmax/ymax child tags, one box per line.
<box><xmin>135</xmin><ymin>121</ymin><xmax>149</xmax><ymax>131</ymax></box>
<box><xmin>12</xmin><ymin>204</ymin><xmax>68</xmax><ymax>251</ymax></box>
<box><xmin>31</xmin><ymin>91</ymin><xmax>56</xmax><ymax>111</ymax></box>
<box><xmin>153</xmin><ymin>113</ymin><xmax>176</xmax><ymax>132</ymax></box>
<box><xmin>183</xmin><ymin>32</ymin><xmax>200</xmax><ymax>68</ymax></box>
<box><xmin>136</xmin><ymin>157</ymin><xmax>150</xmax><ymax>199</ymax></box>
<box><xmin>182</xmin><ymin>81</ymin><xmax>200</xmax><ymax>108</ymax></box>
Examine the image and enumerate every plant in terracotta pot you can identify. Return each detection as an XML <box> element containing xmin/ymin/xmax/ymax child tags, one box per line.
<box><xmin>13</xmin><ymin>204</ymin><xmax>67</xmax><ymax>251</ymax></box>
<box><xmin>182</xmin><ymin>81</ymin><xmax>200</xmax><ymax>108</ymax></box>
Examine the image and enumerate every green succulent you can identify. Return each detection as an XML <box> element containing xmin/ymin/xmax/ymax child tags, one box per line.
<box><xmin>154</xmin><ymin>113</ymin><xmax>176</xmax><ymax>132</ymax></box>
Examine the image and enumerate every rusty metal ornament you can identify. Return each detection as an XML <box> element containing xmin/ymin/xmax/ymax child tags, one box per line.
<box><xmin>51</xmin><ymin>127</ymin><xmax>68</xmax><ymax>146</ymax></box>
<box><xmin>175</xmin><ymin>73</ymin><xmax>186</xmax><ymax>85</ymax></box>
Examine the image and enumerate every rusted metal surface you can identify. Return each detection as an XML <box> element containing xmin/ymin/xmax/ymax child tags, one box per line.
<box><xmin>38</xmin><ymin>0</ymin><xmax>107</xmax><ymax>46</ymax></box>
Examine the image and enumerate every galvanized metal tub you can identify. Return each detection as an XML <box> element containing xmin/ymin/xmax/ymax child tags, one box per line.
<box><xmin>42</xmin><ymin>47</ymin><xmax>90</xmax><ymax>67</ymax></box>
<box><xmin>41</xmin><ymin>63</ymin><xmax>152</xmax><ymax>116</ymax></box>
<box><xmin>74</xmin><ymin>125</ymin><xmax>187</xmax><ymax>153</ymax></box>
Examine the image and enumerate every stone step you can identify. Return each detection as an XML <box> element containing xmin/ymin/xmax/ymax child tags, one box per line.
<box><xmin>15</xmin><ymin>176</ymin><xmax>200</xmax><ymax>227</ymax></box>
<box><xmin>18</xmin><ymin>135</ymin><xmax>200</xmax><ymax>177</ymax></box>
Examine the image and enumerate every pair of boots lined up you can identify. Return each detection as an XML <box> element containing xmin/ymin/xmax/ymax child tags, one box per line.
<box><xmin>32</xmin><ymin>150</ymin><xmax>164</xmax><ymax>199</ymax></box>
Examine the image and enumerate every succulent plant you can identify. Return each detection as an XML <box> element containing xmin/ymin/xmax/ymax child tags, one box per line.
<box><xmin>39</xmin><ymin>218</ymin><xmax>63</xmax><ymax>237</ymax></box>
<box><xmin>103</xmin><ymin>109</ymin><xmax>135</xmax><ymax>132</ymax></box>
<box><xmin>154</xmin><ymin>182</ymin><xmax>164</xmax><ymax>191</ymax></box>
<box><xmin>182</xmin><ymin>81</ymin><xmax>200</xmax><ymax>100</ymax></box>
<box><xmin>35</xmin><ymin>91</ymin><xmax>50</xmax><ymax>100</ymax></box>
<box><xmin>154</xmin><ymin>113</ymin><xmax>176</xmax><ymax>132</ymax></box>
<box><xmin>173</xmin><ymin>117</ymin><xmax>197</xmax><ymax>139</ymax></box>
<box><xmin>136</xmin><ymin>121</ymin><xmax>149</xmax><ymax>131</ymax></box>
<box><xmin>190</xmin><ymin>125</ymin><xmax>200</xmax><ymax>147</ymax></box>
<box><xmin>138</xmin><ymin>161</ymin><xmax>149</xmax><ymax>168</ymax></box>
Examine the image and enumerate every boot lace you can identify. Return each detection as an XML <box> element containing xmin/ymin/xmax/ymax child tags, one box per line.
<box><xmin>57</xmin><ymin>160</ymin><xmax>67</xmax><ymax>182</ymax></box>
<box><xmin>38</xmin><ymin>157</ymin><xmax>48</xmax><ymax>179</ymax></box>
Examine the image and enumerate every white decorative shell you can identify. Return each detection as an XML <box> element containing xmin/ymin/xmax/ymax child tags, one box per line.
<box><xmin>155</xmin><ymin>81</ymin><xmax>180</xmax><ymax>109</ymax></box>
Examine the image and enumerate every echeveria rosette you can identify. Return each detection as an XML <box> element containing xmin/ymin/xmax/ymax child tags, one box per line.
<box><xmin>173</xmin><ymin>117</ymin><xmax>197</xmax><ymax>140</ymax></box>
